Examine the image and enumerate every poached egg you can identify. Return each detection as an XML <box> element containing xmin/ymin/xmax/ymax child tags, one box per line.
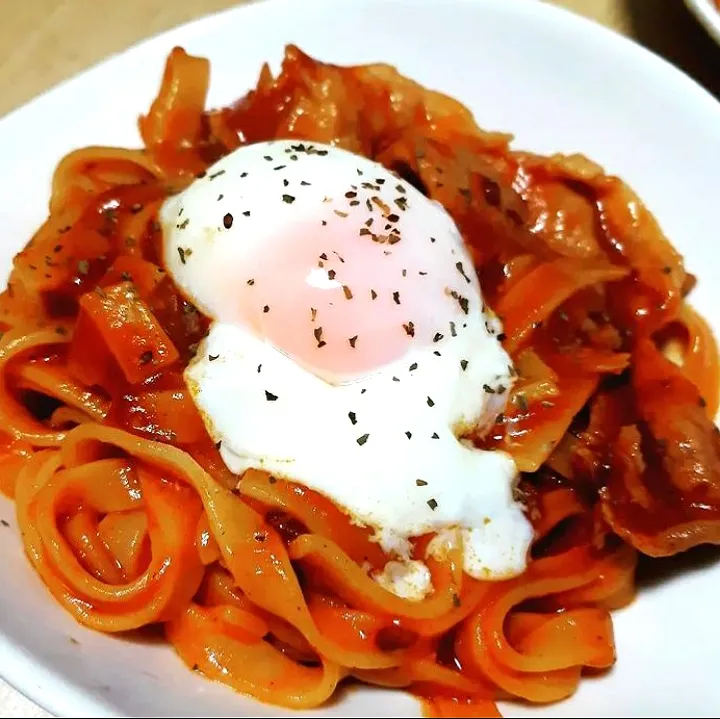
<box><xmin>160</xmin><ymin>140</ymin><xmax>533</xmax><ymax>598</ymax></box>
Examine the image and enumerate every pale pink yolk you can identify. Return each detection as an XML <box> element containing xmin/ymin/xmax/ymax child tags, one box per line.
<box><xmin>209</xmin><ymin>214</ymin><xmax>476</xmax><ymax>383</ymax></box>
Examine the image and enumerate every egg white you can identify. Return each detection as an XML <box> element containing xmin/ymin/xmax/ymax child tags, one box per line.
<box><xmin>162</xmin><ymin>140</ymin><xmax>534</xmax><ymax>596</ymax></box>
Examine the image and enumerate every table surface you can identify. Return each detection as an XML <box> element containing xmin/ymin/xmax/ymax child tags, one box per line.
<box><xmin>0</xmin><ymin>0</ymin><xmax>718</xmax><ymax>716</ymax></box>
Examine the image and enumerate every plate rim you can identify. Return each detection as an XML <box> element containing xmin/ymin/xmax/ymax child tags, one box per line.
<box><xmin>1</xmin><ymin>0</ymin><xmax>720</xmax><ymax>716</ymax></box>
<box><xmin>684</xmin><ymin>0</ymin><xmax>720</xmax><ymax>45</ymax></box>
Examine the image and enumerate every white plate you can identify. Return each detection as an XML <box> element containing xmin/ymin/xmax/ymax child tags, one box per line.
<box><xmin>1</xmin><ymin>0</ymin><xmax>720</xmax><ymax>716</ymax></box>
<box><xmin>685</xmin><ymin>0</ymin><xmax>720</xmax><ymax>45</ymax></box>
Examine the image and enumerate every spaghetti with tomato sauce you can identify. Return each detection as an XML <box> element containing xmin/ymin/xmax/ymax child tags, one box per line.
<box><xmin>1</xmin><ymin>46</ymin><xmax>719</xmax><ymax>717</ymax></box>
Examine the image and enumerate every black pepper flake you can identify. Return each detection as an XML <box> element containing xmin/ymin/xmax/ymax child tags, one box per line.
<box><xmin>263</xmin><ymin>155</ymin><xmax>273</xmax><ymax>161</ymax></box>
<box><xmin>356</xmin><ymin>433</ymin><xmax>370</xmax><ymax>446</ymax></box>
<box><xmin>361</xmin><ymin>388</ymin><xmax>367</xmax><ymax>394</ymax></box>
<box><xmin>409</xmin><ymin>362</ymin><xmax>418</xmax><ymax>371</ymax></box>
<box><xmin>139</xmin><ymin>350</ymin><xmax>153</xmax><ymax>365</ymax></box>
<box><xmin>450</xmin><ymin>321</ymin><xmax>457</xmax><ymax>337</ymax></box>
<box><xmin>216</xmin><ymin>194</ymin><xmax>224</xmax><ymax>201</ymax></box>
<box><xmin>516</xmin><ymin>393</ymin><xmax>529</xmax><ymax>412</ymax></box>
<box><xmin>53</xmin><ymin>244</ymin><xmax>63</xmax><ymax>253</ymax></box>
<box><xmin>328</xmin><ymin>269</ymin><xmax>336</xmax><ymax>280</ymax></box>
<box><xmin>359</xmin><ymin>227</ymin><xmax>372</xmax><ymax>237</ymax></box>
<box><xmin>403</xmin><ymin>321</ymin><xmax>415</xmax><ymax>337</ymax></box>
<box><xmin>321</xmin><ymin>220</ymin><xmax>327</xmax><ymax>226</ymax></box>
<box><xmin>371</xmin><ymin>289</ymin><xmax>377</xmax><ymax>300</ymax></box>
<box><xmin>283</xmin><ymin>179</ymin><xmax>289</xmax><ymax>187</ymax></box>
<box><xmin>334</xmin><ymin>210</ymin><xmax>348</xmax><ymax>218</ymax></box>
<box><xmin>395</xmin><ymin>184</ymin><xmax>406</xmax><ymax>194</ymax></box>
<box><xmin>376</xmin><ymin>178</ymin><xmax>385</xmax><ymax>184</ymax></box>
<box><xmin>246</xmin><ymin>278</ymin><xmax>255</xmax><ymax>286</ymax></box>
<box><xmin>405</xmin><ymin>431</ymin><xmax>412</xmax><ymax>439</ymax></box>
<box><xmin>345</xmin><ymin>191</ymin><xmax>357</xmax><ymax>199</ymax></box>
<box><xmin>290</xmin><ymin>154</ymin><xmax>298</xmax><ymax>161</ymax></box>
<box><xmin>431</xmin><ymin>432</ymin><xmax>439</xmax><ymax>439</ymax></box>
<box><xmin>394</xmin><ymin>197</ymin><xmax>408</xmax><ymax>211</ymax></box>
<box><xmin>1</xmin><ymin>519</ymin><xmax>10</xmax><ymax>528</ymax></box>
<box><xmin>430</xmin><ymin>237</ymin><xmax>436</xmax><ymax>243</ymax></box>
<box><xmin>311</xmin><ymin>307</ymin><xmax>317</xmax><ymax>321</ymax></box>
<box><xmin>268</xmin><ymin>476</ymin><xmax>277</xmax><ymax>484</ymax></box>
<box><xmin>450</xmin><ymin>290</ymin><xmax>470</xmax><ymax>315</ymax></box>
<box><xmin>497</xmin><ymin>332</ymin><xmax>507</xmax><ymax>342</ymax></box>
<box><xmin>393</xmin><ymin>291</ymin><xmax>401</xmax><ymax>305</ymax></box>
<box><xmin>282</xmin><ymin>194</ymin><xmax>296</xmax><ymax>204</ymax></box>
<box><xmin>348</xmin><ymin>411</ymin><xmax>357</xmax><ymax>425</ymax></box>
<box><xmin>320</xmin><ymin>253</ymin><xmax>328</xmax><ymax>260</ymax></box>
<box><xmin>301</xmin><ymin>180</ymin><xmax>311</xmax><ymax>186</ymax></box>
<box><xmin>392</xmin><ymin>376</ymin><xmax>400</xmax><ymax>382</ymax></box>
<box><xmin>426</xmin><ymin>396</ymin><xmax>435</xmax><ymax>407</ymax></box>
<box><xmin>257</xmin><ymin>364</ymin><xmax>262</xmax><ymax>373</ymax></box>
<box><xmin>388</xmin><ymin>235</ymin><xmax>401</xmax><ymax>245</ymax></box>
<box><xmin>243</xmin><ymin>210</ymin><xmax>251</xmax><ymax>217</ymax></box>
<box><xmin>59</xmin><ymin>225</ymin><xmax>72</xmax><ymax>234</ymax></box>
<box><xmin>456</xmin><ymin>262</ymin><xmax>471</xmax><ymax>284</ymax></box>
<box><xmin>223</xmin><ymin>213</ymin><xmax>234</xmax><ymax>229</ymax></box>
<box><xmin>434</xmin><ymin>350</ymin><xmax>442</xmax><ymax>357</ymax></box>
<box><xmin>460</xmin><ymin>359</ymin><xmax>468</xmax><ymax>371</ymax></box>
<box><xmin>209</xmin><ymin>169</ymin><xmax>226</xmax><ymax>180</ymax></box>
<box><xmin>452</xmin><ymin>593</ymin><xmax>462</xmax><ymax>608</ymax></box>
<box><xmin>402</xmin><ymin>269</ymin><xmax>407</xmax><ymax>277</ymax></box>
<box><xmin>416</xmin><ymin>479</ymin><xmax>428</xmax><ymax>486</ymax></box>
<box><xmin>177</xmin><ymin>247</ymin><xmax>187</xmax><ymax>264</ymax></box>
<box><xmin>209</xmin><ymin>354</ymin><xmax>219</xmax><ymax>362</ymax></box>
<box><xmin>433</xmin><ymin>332</ymin><xmax>443</xmax><ymax>343</ymax></box>
<box><xmin>314</xmin><ymin>326</ymin><xmax>326</xmax><ymax>348</ymax></box>
<box><xmin>427</xmin><ymin>498</ymin><xmax>438</xmax><ymax>511</ymax></box>
<box><xmin>349</xmin><ymin>200</ymin><xmax>360</xmax><ymax>206</ymax></box>
<box><xmin>333</xmin><ymin>251</ymin><xmax>345</xmax><ymax>263</ymax></box>
<box><xmin>387</xmin><ymin>213</ymin><xmax>400</xmax><ymax>223</ymax></box>
<box><xmin>273</xmin><ymin>165</ymin><xmax>286</xmax><ymax>171</ymax></box>
<box><xmin>263</xmin><ymin>305</ymin><xmax>270</xmax><ymax>313</ymax></box>
<box><xmin>349</xmin><ymin>335</ymin><xmax>358</xmax><ymax>348</ymax></box>
<box><xmin>699</xmin><ymin>395</ymin><xmax>708</xmax><ymax>408</ymax></box>
<box><xmin>254</xmin><ymin>531</ymin><xmax>267</xmax><ymax>542</ymax></box>
<box><xmin>483</xmin><ymin>384</ymin><xmax>496</xmax><ymax>394</ymax></box>
<box><xmin>265</xmin><ymin>390</ymin><xmax>278</xmax><ymax>402</ymax></box>
<box><xmin>55</xmin><ymin>326</ymin><xmax>68</xmax><ymax>335</ymax></box>
<box><xmin>662</xmin><ymin>266</ymin><xmax>672</xmax><ymax>274</ymax></box>
<box><xmin>342</xmin><ymin>285</ymin><xmax>353</xmax><ymax>300</ymax></box>
<box><xmin>365</xmin><ymin>218</ymin><xmax>374</xmax><ymax>228</ymax></box>
<box><xmin>366</xmin><ymin>198</ymin><xmax>373</xmax><ymax>211</ymax></box>
<box><xmin>240</xmin><ymin>171</ymin><xmax>248</xmax><ymax>178</ymax></box>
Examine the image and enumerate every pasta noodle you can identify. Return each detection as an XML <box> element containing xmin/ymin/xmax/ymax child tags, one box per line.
<box><xmin>1</xmin><ymin>44</ymin><xmax>719</xmax><ymax>717</ymax></box>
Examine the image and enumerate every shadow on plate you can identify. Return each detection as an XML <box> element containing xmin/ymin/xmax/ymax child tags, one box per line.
<box><xmin>636</xmin><ymin>543</ymin><xmax>720</xmax><ymax>591</ymax></box>
<box><xmin>623</xmin><ymin>0</ymin><xmax>720</xmax><ymax>99</ymax></box>
<box><xmin>118</xmin><ymin>623</ymin><xmax>167</xmax><ymax>645</ymax></box>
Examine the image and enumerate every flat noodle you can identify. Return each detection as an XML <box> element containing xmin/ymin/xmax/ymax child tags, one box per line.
<box><xmin>1</xmin><ymin>44</ymin><xmax>718</xmax><ymax>717</ymax></box>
